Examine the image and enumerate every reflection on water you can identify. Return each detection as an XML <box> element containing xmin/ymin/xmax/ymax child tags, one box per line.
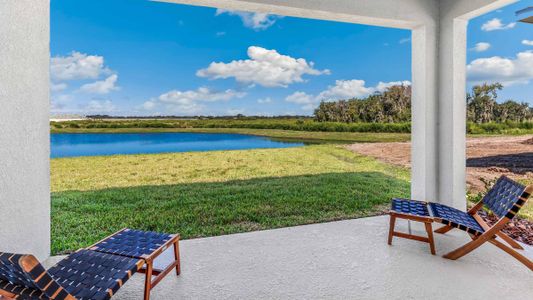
<box><xmin>51</xmin><ymin>132</ymin><xmax>306</xmax><ymax>158</ymax></box>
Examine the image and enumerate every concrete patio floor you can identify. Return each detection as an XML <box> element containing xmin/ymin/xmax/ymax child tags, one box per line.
<box><xmin>46</xmin><ymin>216</ymin><xmax>533</xmax><ymax>299</ymax></box>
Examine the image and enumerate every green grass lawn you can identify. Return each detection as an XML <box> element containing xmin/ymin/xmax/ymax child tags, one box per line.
<box><xmin>51</xmin><ymin>145</ymin><xmax>410</xmax><ymax>254</ymax></box>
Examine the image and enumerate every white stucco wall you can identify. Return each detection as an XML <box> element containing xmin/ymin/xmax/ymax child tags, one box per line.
<box><xmin>0</xmin><ymin>0</ymin><xmax>50</xmax><ymax>260</ymax></box>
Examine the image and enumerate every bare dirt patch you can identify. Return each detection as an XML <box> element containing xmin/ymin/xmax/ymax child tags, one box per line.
<box><xmin>347</xmin><ymin>135</ymin><xmax>533</xmax><ymax>245</ymax></box>
<box><xmin>346</xmin><ymin>135</ymin><xmax>533</xmax><ymax>193</ymax></box>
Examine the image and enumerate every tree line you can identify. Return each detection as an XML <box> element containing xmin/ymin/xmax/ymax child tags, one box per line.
<box><xmin>314</xmin><ymin>83</ymin><xmax>533</xmax><ymax>123</ymax></box>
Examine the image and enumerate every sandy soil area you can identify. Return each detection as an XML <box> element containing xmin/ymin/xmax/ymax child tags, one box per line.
<box><xmin>347</xmin><ymin>135</ymin><xmax>533</xmax><ymax>192</ymax></box>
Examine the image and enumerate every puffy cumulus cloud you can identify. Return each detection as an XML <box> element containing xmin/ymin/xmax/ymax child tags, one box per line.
<box><xmin>481</xmin><ymin>18</ymin><xmax>516</xmax><ymax>31</ymax></box>
<box><xmin>50</xmin><ymin>82</ymin><xmax>68</xmax><ymax>92</ymax></box>
<box><xmin>79</xmin><ymin>74</ymin><xmax>119</xmax><ymax>94</ymax></box>
<box><xmin>85</xmin><ymin>100</ymin><xmax>116</xmax><ymax>113</ymax></box>
<box><xmin>142</xmin><ymin>87</ymin><xmax>246</xmax><ymax>115</ymax></box>
<box><xmin>286</xmin><ymin>79</ymin><xmax>411</xmax><ymax>112</ymax></box>
<box><xmin>51</xmin><ymin>52</ymin><xmax>110</xmax><ymax>81</ymax></box>
<box><xmin>473</xmin><ymin>42</ymin><xmax>491</xmax><ymax>52</ymax></box>
<box><xmin>216</xmin><ymin>9</ymin><xmax>281</xmax><ymax>31</ymax></box>
<box><xmin>317</xmin><ymin>80</ymin><xmax>374</xmax><ymax>100</ymax></box>
<box><xmin>523</xmin><ymin>40</ymin><xmax>533</xmax><ymax>46</ymax></box>
<box><xmin>197</xmin><ymin>46</ymin><xmax>330</xmax><ymax>88</ymax></box>
<box><xmin>375</xmin><ymin>81</ymin><xmax>411</xmax><ymax>93</ymax></box>
<box><xmin>285</xmin><ymin>91</ymin><xmax>316</xmax><ymax>111</ymax></box>
<box><xmin>467</xmin><ymin>51</ymin><xmax>533</xmax><ymax>86</ymax></box>
<box><xmin>285</xmin><ymin>92</ymin><xmax>314</xmax><ymax>104</ymax></box>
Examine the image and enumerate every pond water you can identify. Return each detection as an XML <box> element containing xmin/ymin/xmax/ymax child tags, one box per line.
<box><xmin>51</xmin><ymin>132</ymin><xmax>306</xmax><ymax>158</ymax></box>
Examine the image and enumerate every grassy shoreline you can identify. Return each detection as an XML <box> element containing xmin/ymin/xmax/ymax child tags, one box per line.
<box><xmin>51</xmin><ymin>118</ymin><xmax>533</xmax><ymax>135</ymax></box>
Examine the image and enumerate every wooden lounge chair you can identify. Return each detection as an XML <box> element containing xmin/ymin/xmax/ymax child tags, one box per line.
<box><xmin>389</xmin><ymin>176</ymin><xmax>532</xmax><ymax>271</ymax></box>
<box><xmin>0</xmin><ymin>229</ymin><xmax>180</xmax><ymax>300</ymax></box>
<box><xmin>434</xmin><ymin>176</ymin><xmax>532</xmax><ymax>270</ymax></box>
<box><xmin>0</xmin><ymin>250</ymin><xmax>143</xmax><ymax>299</ymax></box>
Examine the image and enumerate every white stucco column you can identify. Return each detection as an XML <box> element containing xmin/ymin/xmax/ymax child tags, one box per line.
<box><xmin>0</xmin><ymin>0</ymin><xmax>51</xmax><ymax>260</ymax></box>
<box><xmin>437</xmin><ymin>16</ymin><xmax>468</xmax><ymax>210</ymax></box>
<box><xmin>411</xmin><ymin>24</ymin><xmax>439</xmax><ymax>204</ymax></box>
<box><xmin>411</xmin><ymin>13</ymin><xmax>467</xmax><ymax>210</ymax></box>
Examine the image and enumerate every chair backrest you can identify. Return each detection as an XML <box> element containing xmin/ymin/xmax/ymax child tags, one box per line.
<box><xmin>482</xmin><ymin>176</ymin><xmax>531</xmax><ymax>219</ymax></box>
<box><xmin>0</xmin><ymin>252</ymin><xmax>72</xmax><ymax>299</ymax></box>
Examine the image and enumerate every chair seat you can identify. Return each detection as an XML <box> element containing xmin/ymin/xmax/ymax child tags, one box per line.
<box><xmin>391</xmin><ymin>198</ymin><xmax>430</xmax><ymax>217</ymax></box>
<box><xmin>428</xmin><ymin>203</ymin><xmax>485</xmax><ymax>236</ymax></box>
<box><xmin>48</xmin><ymin>250</ymin><xmax>141</xmax><ymax>300</ymax></box>
<box><xmin>91</xmin><ymin>229</ymin><xmax>174</xmax><ymax>259</ymax></box>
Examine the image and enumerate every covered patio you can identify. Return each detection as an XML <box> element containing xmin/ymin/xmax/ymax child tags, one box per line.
<box><xmin>1</xmin><ymin>0</ymin><xmax>532</xmax><ymax>298</ymax></box>
<box><xmin>45</xmin><ymin>216</ymin><xmax>533</xmax><ymax>299</ymax></box>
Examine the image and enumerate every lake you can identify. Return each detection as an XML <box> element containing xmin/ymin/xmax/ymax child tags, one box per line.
<box><xmin>51</xmin><ymin>132</ymin><xmax>306</xmax><ymax>158</ymax></box>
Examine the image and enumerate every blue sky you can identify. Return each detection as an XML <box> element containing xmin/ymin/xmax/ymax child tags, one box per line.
<box><xmin>50</xmin><ymin>0</ymin><xmax>533</xmax><ymax>116</ymax></box>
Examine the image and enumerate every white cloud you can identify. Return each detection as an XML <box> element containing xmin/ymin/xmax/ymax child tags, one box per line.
<box><xmin>197</xmin><ymin>46</ymin><xmax>330</xmax><ymax>88</ymax></box>
<box><xmin>286</xmin><ymin>92</ymin><xmax>314</xmax><ymax>104</ymax></box>
<box><xmin>51</xmin><ymin>51</ymin><xmax>110</xmax><ymax>81</ymax></box>
<box><xmin>216</xmin><ymin>31</ymin><xmax>226</xmax><ymax>37</ymax></box>
<box><xmin>467</xmin><ymin>51</ymin><xmax>533</xmax><ymax>86</ymax></box>
<box><xmin>473</xmin><ymin>42</ymin><xmax>491</xmax><ymax>52</ymax></box>
<box><xmin>257</xmin><ymin>97</ymin><xmax>273</xmax><ymax>104</ymax></box>
<box><xmin>50</xmin><ymin>94</ymin><xmax>73</xmax><ymax>113</ymax></box>
<box><xmin>374</xmin><ymin>81</ymin><xmax>412</xmax><ymax>93</ymax></box>
<box><xmin>317</xmin><ymin>80</ymin><xmax>374</xmax><ymax>100</ymax></box>
<box><xmin>142</xmin><ymin>87</ymin><xmax>246</xmax><ymax>115</ymax></box>
<box><xmin>51</xmin><ymin>82</ymin><xmax>68</xmax><ymax>92</ymax></box>
<box><xmin>285</xmin><ymin>92</ymin><xmax>316</xmax><ymax>111</ymax></box>
<box><xmin>523</xmin><ymin>40</ymin><xmax>533</xmax><ymax>46</ymax></box>
<box><xmin>84</xmin><ymin>100</ymin><xmax>116</xmax><ymax>113</ymax></box>
<box><xmin>481</xmin><ymin>18</ymin><xmax>516</xmax><ymax>31</ymax></box>
<box><xmin>141</xmin><ymin>101</ymin><xmax>157</xmax><ymax>111</ymax></box>
<box><xmin>286</xmin><ymin>79</ymin><xmax>411</xmax><ymax>112</ymax></box>
<box><xmin>399</xmin><ymin>38</ymin><xmax>411</xmax><ymax>44</ymax></box>
<box><xmin>216</xmin><ymin>9</ymin><xmax>281</xmax><ymax>30</ymax></box>
<box><xmin>79</xmin><ymin>74</ymin><xmax>119</xmax><ymax>94</ymax></box>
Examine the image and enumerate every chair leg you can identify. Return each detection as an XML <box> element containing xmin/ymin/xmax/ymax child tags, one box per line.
<box><xmin>144</xmin><ymin>262</ymin><xmax>153</xmax><ymax>300</ymax></box>
<box><xmin>443</xmin><ymin>234</ymin><xmax>490</xmax><ymax>260</ymax></box>
<box><xmin>489</xmin><ymin>239</ymin><xmax>533</xmax><ymax>271</ymax></box>
<box><xmin>388</xmin><ymin>214</ymin><xmax>396</xmax><ymax>245</ymax></box>
<box><xmin>173</xmin><ymin>239</ymin><xmax>181</xmax><ymax>275</ymax></box>
<box><xmin>475</xmin><ymin>215</ymin><xmax>524</xmax><ymax>250</ymax></box>
<box><xmin>496</xmin><ymin>231</ymin><xmax>524</xmax><ymax>250</ymax></box>
<box><xmin>434</xmin><ymin>225</ymin><xmax>453</xmax><ymax>234</ymax></box>
<box><xmin>424</xmin><ymin>222</ymin><xmax>436</xmax><ymax>255</ymax></box>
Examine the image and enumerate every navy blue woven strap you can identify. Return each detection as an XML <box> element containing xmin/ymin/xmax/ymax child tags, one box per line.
<box><xmin>48</xmin><ymin>250</ymin><xmax>141</xmax><ymax>300</ymax></box>
<box><xmin>91</xmin><ymin>229</ymin><xmax>173</xmax><ymax>259</ymax></box>
<box><xmin>390</xmin><ymin>198</ymin><xmax>430</xmax><ymax>217</ymax></box>
<box><xmin>429</xmin><ymin>203</ymin><xmax>485</xmax><ymax>236</ymax></box>
<box><xmin>0</xmin><ymin>252</ymin><xmax>72</xmax><ymax>299</ymax></box>
<box><xmin>0</xmin><ymin>279</ymin><xmax>46</xmax><ymax>299</ymax></box>
<box><xmin>482</xmin><ymin>176</ymin><xmax>527</xmax><ymax>219</ymax></box>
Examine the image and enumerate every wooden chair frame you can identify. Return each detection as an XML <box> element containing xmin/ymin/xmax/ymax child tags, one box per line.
<box><xmin>436</xmin><ymin>185</ymin><xmax>533</xmax><ymax>271</ymax></box>
<box><xmin>0</xmin><ymin>250</ymin><xmax>145</xmax><ymax>300</ymax></box>
<box><xmin>88</xmin><ymin>229</ymin><xmax>181</xmax><ymax>300</ymax></box>
<box><xmin>388</xmin><ymin>210</ymin><xmax>436</xmax><ymax>255</ymax></box>
<box><xmin>138</xmin><ymin>235</ymin><xmax>180</xmax><ymax>300</ymax></box>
